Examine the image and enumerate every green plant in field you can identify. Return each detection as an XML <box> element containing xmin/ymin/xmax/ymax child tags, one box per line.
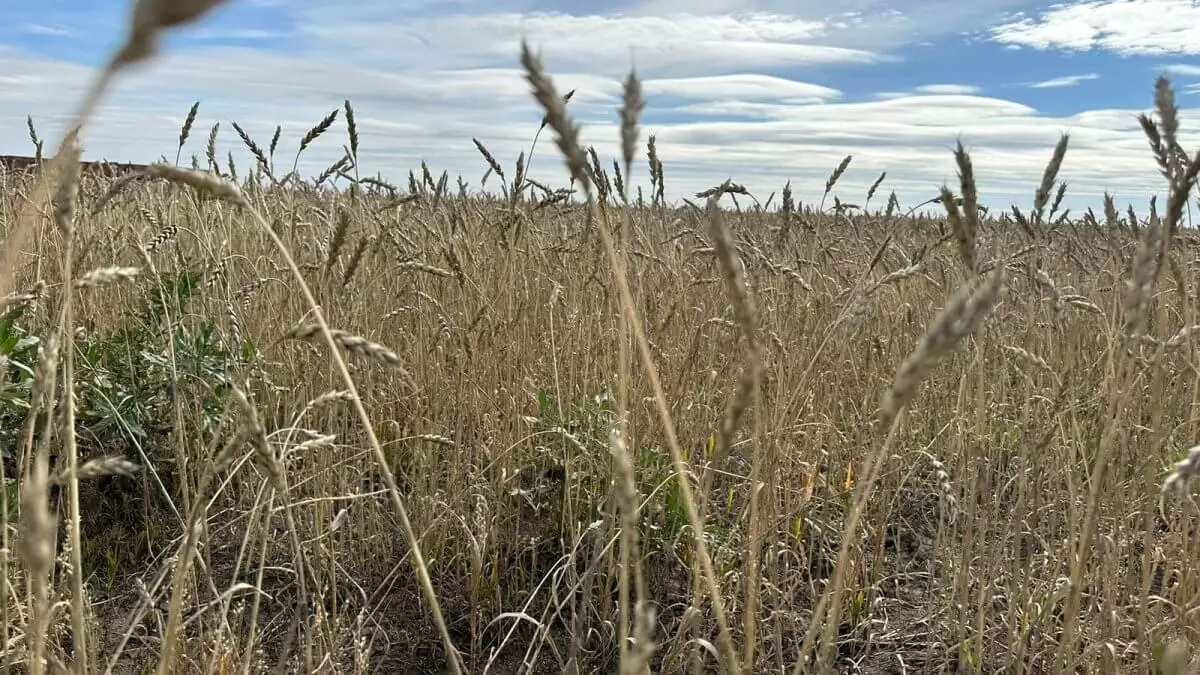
<box><xmin>72</xmin><ymin>267</ymin><xmax>274</xmax><ymax>566</ymax></box>
<box><xmin>0</xmin><ymin>304</ymin><xmax>41</xmax><ymax>472</ymax></box>
<box><xmin>522</xmin><ymin>388</ymin><xmax>727</xmax><ymax>563</ymax></box>
<box><xmin>77</xmin><ymin>267</ymin><xmax>273</xmax><ymax>453</ymax></box>
<box><xmin>635</xmin><ymin>443</ymin><xmax>689</xmax><ymax>553</ymax></box>
<box><xmin>513</xmin><ymin>389</ymin><xmax>615</xmax><ymax>522</ymax></box>
<box><xmin>1</xmin><ymin>265</ymin><xmax>276</xmax><ymax>579</ymax></box>
<box><xmin>534</xmin><ymin>388</ymin><xmax>614</xmax><ymax>444</ymax></box>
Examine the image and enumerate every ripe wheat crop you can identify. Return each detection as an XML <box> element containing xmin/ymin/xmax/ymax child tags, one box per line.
<box><xmin>4</xmin><ymin>2</ymin><xmax>1200</xmax><ymax>673</ymax></box>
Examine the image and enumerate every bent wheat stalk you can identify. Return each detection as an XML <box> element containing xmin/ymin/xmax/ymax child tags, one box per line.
<box><xmin>797</xmin><ymin>266</ymin><xmax>1005</xmax><ymax>673</ymax></box>
<box><xmin>142</xmin><ymin>163</ymin><xmax>464</xmax><ymax>675</ymax></box>
<box><xmin>520</xmin><ymin>39</ymin><xmax>741</xmax><ymax>673</ymax></box>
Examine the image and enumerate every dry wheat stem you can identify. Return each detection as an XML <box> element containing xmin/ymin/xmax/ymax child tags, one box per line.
<box><xmin>591</xmin><ymin>201</ymin><xmax>741</xmax><ymax>674</ymax></box>
<box><xmin>881</xmin><ymin>268</ymin><xmax>1006</xmax><ymax>422</ymax></box>
<box><xmin>75</xmin><ymin>266</ymin><xmax>141</xmax><ymax>288</ymax></box>
<box><xmin>611</xmin><ymin>428</ymin><xmax>651</xmax><ymax>675</ymax></box>
<box><xmin>1057</xmin><ymin>80</ymin><xmax>1195</xmax><ymax>670</ymax></box>
<box><xmin>59</xmin><ymin>457</ymin><xmax>141</xmax><ymax>483</ymax></box>
<box><xmin>0</xmin><ymin>354</ymin><xmax>8</xmax><ymax>665</ymax></box>
<box><xmin>210</xmin><ymin>178</ymin><xmax>464</xmax><ymax>673</ymax></box>
<box><xmin>704</xmin><ymin>189</ymin><xmax>765</xmax><ymax>670</ymax></box>
<box><xmin>43</xmin><ymin>130</ymin><xmax>90</xmax><ymax>675</ymax></box>
<box><xmin>801</xmin><ymin>266</ymin><xmax>1005</xmax><ymax>672</ymax></box>
<box><xmin>20</xmin><ymin>336</ymin><xmax>59</xmax><ymax>675</ymax></box>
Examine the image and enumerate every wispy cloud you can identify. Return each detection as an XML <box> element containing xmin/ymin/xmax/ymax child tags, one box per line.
<box><xmin>625</xmin><ymin>0</ymin><xmax>1032</xmax><ymax>52</ymax></box>
<box><xmin>189</xmin><ymin>28</ymin><xmax>289</xmax><ymax>41</ymax></box>
<box><xmin>297</xmin><ymin>11</ymin><xmax>886</xmax><ymax>76</ymax></box>
<box><xmin>1163</xmin><ymin>63</ymin><xmax>1200</xmax><ymax>77</ymax></box>
<box><xmin>11</xmin><ymin>43</ymin><xmax>1184</xmax><ymax>210</ymax></box>
<box><xmin>20</xmin><ymin>23</ymin><xmax>73</xmax><ymax>38</ymax></box>
<box><xmin>641</xmin><ymin>75</ymin><xmax>842</xmax><ymax>103</ymax></box>
<box><xmin>989</xmin><ymin>0</ymin><xmax>1200</xmax><ymax>55</ymax></box>
<box><xmin>876</xmin><ymin>84</ymin><xmax>981</xmax><ymax>99</ymax></box>
<box><xmin>913</xmin><ymin>84</ymin><xmax>981</xmax><ymax>95</ymax></box>
<box><xmin>1030</xmin><ymin>73</ymin><xmax>1100</xmax><ymax>88</ymax></box>
<box><xmin>0</xmin><ymin>1</ymin><xmax>1194</xmax><ymax>214</ymax></box>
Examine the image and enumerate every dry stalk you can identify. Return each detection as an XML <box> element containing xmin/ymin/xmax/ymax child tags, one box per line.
<box><xmin>803</xmin><ymin>266</ymin><xmax>1005</xmax><ymax>672</ymax></box>
<box><xmin>705</xmin><ymin>184</ymin><xmax>764</xmax><ymax>671</ymax></box>
<box><xmin>132</xmin><ymin>170</ymin><xmax>466</xmax><ymax>673</ymax></box>
<box><xmin>1058</xmin><ymin>76</ymin><xmax>1200</xmax><ymax>672</ymax></box>
<box><xmin>519</xmin><ymin>39</ymin><xmax>738</xmax><ymax>672</ymax></box>
<box><xmin>75</xmin><ymin>266</ymin><xmax>141</xmax><ymax>289</ymax></box>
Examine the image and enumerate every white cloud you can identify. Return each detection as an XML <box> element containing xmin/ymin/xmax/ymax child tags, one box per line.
<box><xmin>913</xmin><ymin>84</ymin><xmax>981</xmax><ymax>95</ymax></box>
<box><xmin>189</xmin><ymin>28</ymin><xmax>289</xmax><ymax>41</ymax></box>
<box><xmin>1030</xmin><ymin>73</ymin><xmax>1101</xmax><ymax>88</ymax></box>
<box><xmin>1163</xmin><ymin>63</ymin><xmax>1200</xmax><ymax>76</ymax></box>
<box><xmin>20</xmin><ymin>23</ymin><xmax>74</xmax><ymax>37</ymax></box>
<box><xmin>989</xmin><ymin>0</ymin><xmax>1200</xmax><ymax>55</ymax></box>
<box><xmin>296</xmin><ymin>11</ymin><xmax>885</xmax><ymax>77</ymax></box>
<box><xmin>2</xmin><ymin>4</ymin><xmax>1194</xmax><ymax>216</ymax></box>
<box><xmin>624</xmin><ymin>0</ymin><xmax>1031</xmax><ymax>53</ymax></box>
<box><xmin>875</xmin><ymin>84</ymin><xmax>981</xmax><ymax>99</ymax></box>
<box><xmin>642</xmin><ymin>74</ymin><xmax>841</xmax><ymax>102</ymax></box>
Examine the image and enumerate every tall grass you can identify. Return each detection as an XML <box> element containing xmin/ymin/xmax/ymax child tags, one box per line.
<box><xmin>3</xmin><ymin>3</ymin><xmax>1200</xmax><ymax>673</ymax></box>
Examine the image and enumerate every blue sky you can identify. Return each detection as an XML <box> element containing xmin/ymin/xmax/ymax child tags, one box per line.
<box><xmin>2</xmin><ymin>0</ymin><xmax>1200</xmax><ymax>214</ymax></box>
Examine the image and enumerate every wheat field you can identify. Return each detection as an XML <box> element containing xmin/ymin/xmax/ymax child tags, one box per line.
<box><xmin>4</xmin><ymin>3</ymin><xmax>1200</xmax><ymax>674</ymax></box>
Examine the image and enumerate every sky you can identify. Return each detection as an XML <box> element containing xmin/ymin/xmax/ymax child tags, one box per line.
<box><xmin>2</xmin><ymin>0</ymin><xmax>1200</xmax><ymax>215</ymax></box>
